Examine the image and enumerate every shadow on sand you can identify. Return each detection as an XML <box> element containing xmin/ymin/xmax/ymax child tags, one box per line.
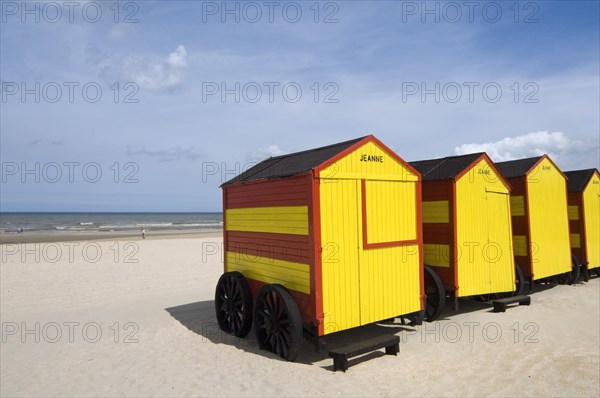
<box><xmin>441</xmin><ymin>279</ymin><xmax>583</xmax><ymax>319</ymax></box>
<box><xmin>165</xmin><ymin>280</ymin><xmax>574</xmax><ymax>368</ymax></box>
<box><xmin>164</xmin><ymin>300</ymin><xmax>415</xmax><ymax>369</ymax></box>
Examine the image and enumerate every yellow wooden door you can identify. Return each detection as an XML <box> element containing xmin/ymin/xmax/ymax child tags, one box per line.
<box><xmin>527</xmin><ymin>159</ymin><xmax>571</xmax><ymax>279</ymax></box>
<box><xmin>320</xmin><ymin>178</ymin><xmax>361</xmax><ymax>334</ymax></box>
<box><xmin>455</xmin><ymin>159</ymin><xmax>514</xmax><ymax>296</ymax></box>
<box><xmin>486</xmin><ymin>190</ymin><xmax>516</xmax><ymax>293</ymax></box>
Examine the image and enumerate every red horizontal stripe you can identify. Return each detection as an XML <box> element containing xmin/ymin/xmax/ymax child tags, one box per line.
<box><xmin>225</xmin><ymin>175</ymin><xmax>311</xmax><ymax>208</ymax></box>
<box><xmin>226</xmin><ymin>176</ymin><xmax>310</xmax><ymax>195</ymax></box>
<box><xmin>422</xmin><ymin>223</ymin><xmax>451</xmax><ymax>244</ymax></box>
<box><xmin>228</xmin><ymin>183</ymin><xmax>308</xmax><ymax>192</ymax></box>
<box><xmin>511</xmin><ymin>216</ymin><xmax>528</xmax><ymax>235</ymax></box>
<box><xmin>569</xmin><ymin>219</ymin><xmax>582</xmax><ymax>232</ymax></box>
<box><xmin>228</xmin><ymin>230</ymin><xmax>310</xmax><ymax>244</ymax></box>
<box><xmin>226</xmin><ymin>231</ymin><xmax>312</xmax><ymax>264</ymax></box>
<box><xmin>227</xmin><ymin>197</ymin><xmax>308</xmax><ymax>208</ymax></box>
<box><xmin>227</xmin><ymin>189</ymin><xmax>309</xmax><ymax>200</ymax></box>
<box><xmin>421</xmin><ymin>180</ymin><xmax>452</xmax><ymax>201</ymax></box>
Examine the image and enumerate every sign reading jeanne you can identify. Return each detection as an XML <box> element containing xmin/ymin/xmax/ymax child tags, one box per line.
<box><xmin>360</xmin><ymin>154</ymin><xmax>384</xmax><ymax>163</ymax></box>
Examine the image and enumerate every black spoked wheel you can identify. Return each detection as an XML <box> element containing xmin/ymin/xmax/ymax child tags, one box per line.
<box><xmin>254</xmin><ymin>284</ymin><xmax>302</xmax><ymax>361</ymax></box>
<box><xmin>424</xmin><ymin>266</ymin><xmax>445</xmax><ymax>322</ymax></box>
<box><xmin>215</xmin><ymin>271</ymin><xmax>253</xmax><ymax>337</ymax></box>
<box><xmin>514</xmin><ymin>262</ymin><xmax>525</xmax><ymax>296</ymax></box>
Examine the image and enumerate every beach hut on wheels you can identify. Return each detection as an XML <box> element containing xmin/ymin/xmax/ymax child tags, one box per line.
<box><xmin>409</xmin><ymin>153</ymin><xmax>518</xmax><ymax>321</ymax></box>
<box><xmin>216</xmin><ymin>135</ymin><xmax>424</xmax><ymax>362</ymax></box>
<box><xmin>496</xmin><ymin>155</ymin><xmax>577</xmax><ymax>287</ymax></box>
<box><xmin>564</xmin><ymin>169</ymin><xmax>600</xmax><ymax>279</ymax></box>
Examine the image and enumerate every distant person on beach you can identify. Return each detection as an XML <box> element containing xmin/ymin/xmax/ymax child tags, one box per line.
<box><xmin>142</xmin><ymin>229</ymin><xmax>146</xmax><ymax>239</ymax></box>
<box><xmin>16</xmin><ymin>227</ymin><xmax>23</xmax><ymax>233</ymax></box>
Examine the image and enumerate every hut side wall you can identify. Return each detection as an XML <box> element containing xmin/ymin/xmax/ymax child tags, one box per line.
<box><xmin>506</xmin><ymin>176</ymin><xmax>533</xmax><ymax>277</ymax></box>
<box><xmin>223</xmin><ymin>174</ymin><xmax>316</xmax><ymax>324</ymax></box>
<box><xmin>582</xmin><ymin>173</ymin><xmax>600</xmax><ymax>269</ymax></box>
<box><xmin>568</xmin><ymin>191</ymin><xmax>585</xmax><ymax>265</ymax></box>
<box><xmin>420</xmin><ymin>179</ymin><xmax>457</xmax><ymax>291</ymax></box>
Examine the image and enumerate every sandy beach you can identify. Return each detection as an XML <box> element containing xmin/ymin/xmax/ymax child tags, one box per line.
<box><xmin>1</xmin><ymin>233</ymin><xmax>598</xmax><ymax>397</ymax></box>
<box><xmin>0</xmin><ymin>230</ymin><xmax>222</xmax><ymax>244</ymax></box>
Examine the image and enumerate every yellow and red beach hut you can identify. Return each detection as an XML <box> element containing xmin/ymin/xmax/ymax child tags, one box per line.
<box><xmin>496</xmin><ymin>155</ymin><xmax>576</xmax><ymax>287</ymax></box>
<box><xmin>410</xmin><ymin>153</ymin><xmax>517</xmax><ymax>321</ymax></box>
<box><xmin>216</xmin><ymin>135</ymin><xmax>424</xmax><ymax>360</ymax></box>
<box><xmin>565</xmin><ymin>169</ymin><xmax>600</xmax><ymax>278</ymax></box>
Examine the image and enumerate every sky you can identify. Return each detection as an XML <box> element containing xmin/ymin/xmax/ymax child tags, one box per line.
<box><xmin>1</xmin><ymin>0</ymin><xmax>599</xmax><ymax>212</ymax></box>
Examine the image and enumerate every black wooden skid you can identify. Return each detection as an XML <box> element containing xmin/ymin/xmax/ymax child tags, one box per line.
<box><xmin>329</xmin><ymin>335</ymin><xmax>399</xmax><ymax>372</ymax></box>
<box><xmin>492</xmin><ymin>295</ymin><xmax>531</xmax><ymax>313</ymax></box>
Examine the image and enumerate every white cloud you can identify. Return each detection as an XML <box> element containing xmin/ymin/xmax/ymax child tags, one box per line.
<box><xmin>102</xmin><ymin>45</ymin><xmax>188</xmax><ymax>92</ymax></box>
<box><xmin>167</xmin><ymin>45</ymin><xmax>188</xmax><ymax>67</ymax></box>
<box><xmin>247</xmin><ymin>144</ymin><xmax>287</xmax><ymax>161</ymax></box>
<box><xmin>454</xmin><ymin>131</ymin><xmax>598</xmax><ymax>170</ymax></box>
<box><xmin>264</xmin><ymin>144</ymin><xmax>285</xmax><ymax>156</ymax></box>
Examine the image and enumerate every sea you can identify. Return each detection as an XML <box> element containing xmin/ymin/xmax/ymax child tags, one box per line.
<box><xmin>0</xmin><ymin>212</ymin><xmax>223</xmax><ymax>235</ymax></box>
